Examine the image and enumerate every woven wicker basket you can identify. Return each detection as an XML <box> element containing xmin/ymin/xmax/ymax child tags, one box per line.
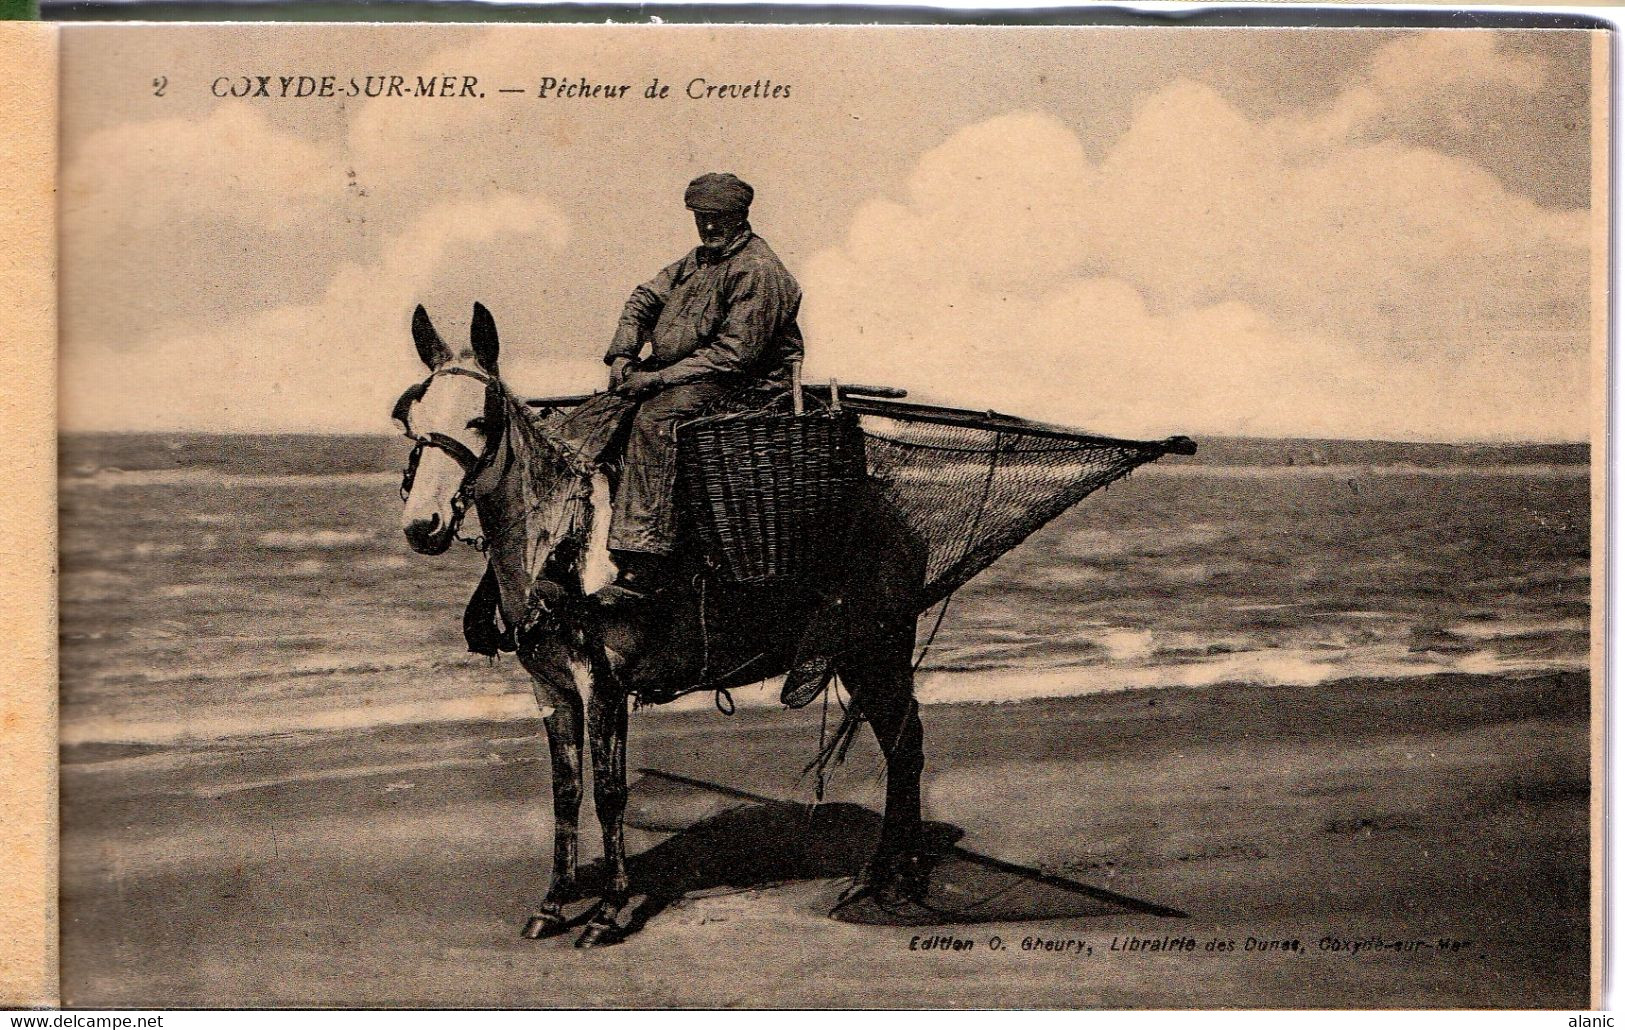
<box><xmin>677</xmin><ymin>409</ymin><xmax>867</xmax><ymax>585</ymax></box>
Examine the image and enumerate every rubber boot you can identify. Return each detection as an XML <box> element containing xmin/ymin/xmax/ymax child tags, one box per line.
<box><xmin>590</xmin><ymin>551</ymin><xmax>671</xmax><ymax>610</ymax></box>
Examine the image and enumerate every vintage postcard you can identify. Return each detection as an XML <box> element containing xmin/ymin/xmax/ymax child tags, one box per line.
<box><xmin>0</xmin><ymin>16</ymin><xmax>1607</xmax><ymax>1009</ymax></box>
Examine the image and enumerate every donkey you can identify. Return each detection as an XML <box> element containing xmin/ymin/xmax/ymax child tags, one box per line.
<box><xmin>396</xmin><ymin>304</ymin><xmax>929</xmax><ymax>948</ymax></box>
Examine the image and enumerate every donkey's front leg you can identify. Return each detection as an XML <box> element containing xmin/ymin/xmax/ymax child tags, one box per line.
<box><xmin>577</xmin><ymin>676</ymin><xmax>631</xmax><ymax>948</ymax></box>
<box><xmin>522</xmin><ymin>692</ymin><xmax>585</xmax><ymax>940</ymax></box>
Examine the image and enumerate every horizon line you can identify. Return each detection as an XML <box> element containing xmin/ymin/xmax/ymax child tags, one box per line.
<box><xmin>56</xmin><ymin>428</ymin><xmax>1594</xmax><ymax>448</ymax></box>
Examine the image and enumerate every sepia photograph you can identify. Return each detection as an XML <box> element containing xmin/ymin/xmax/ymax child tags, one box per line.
<box><xmin>34</xmin><ymin>19</ymin><xmax>1606</xmax><ymax>1008</ymax></box>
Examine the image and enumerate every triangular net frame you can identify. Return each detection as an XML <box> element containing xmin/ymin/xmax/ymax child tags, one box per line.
<box><xmin>523</xmin><ymin>388</ymin><xmax>1193</xmax><ymax>611</ymax></box>
<box><xmin>848</xmin><ymin>401</ymin><xmax>1191</xmax><ymax>611</ymax></box>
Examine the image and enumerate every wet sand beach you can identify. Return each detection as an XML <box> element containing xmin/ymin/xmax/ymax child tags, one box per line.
<box><xmin>61</xmin><ymin>669</ymin><xmax>1589</xmax><ymax>1008</ymax></box>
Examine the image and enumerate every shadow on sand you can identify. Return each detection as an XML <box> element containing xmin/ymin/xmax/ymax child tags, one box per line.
<box><xmin>567</xmin><ymin>769</ymin><xmax>1185</xmax><ymax>936</ymax></box>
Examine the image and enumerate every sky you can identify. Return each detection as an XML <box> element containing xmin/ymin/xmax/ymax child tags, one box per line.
<box><xmin>58</xmin><ymin>24</ymin><xmax>1600</xmax><ymax>441</ymax></box>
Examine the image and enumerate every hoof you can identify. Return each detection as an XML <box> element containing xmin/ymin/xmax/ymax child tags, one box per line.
<box><xmin>521</xmin><ymin>893</ymin><xmax>586</xmax><ymax>940</ymax></box>
<box><xmin>574</xmin><ymin>917</ymin><xmax>626</xmax><ymax>949</ymax></box>
<box><xmin>860</xmin><ymin>851</ymin><xmax>931</xmax><ymax>905</ymax></box>
<box><xmin>521</xmin><ymin>906</ymin><xmax>572</xmax><ymax>940</ymax></box>
<box><xmin>573</xmin><ymin>896</ymin><xmax>630</xmax><ymax>948</ymax></box>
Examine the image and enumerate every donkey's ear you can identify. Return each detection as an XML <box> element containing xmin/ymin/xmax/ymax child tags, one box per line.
<box><xmin>470</xmin><ymin>302</ymin><xmax>500</xmax><ymax>373</ymax></box>
<box><xmin>412</xmin><ymin>305</ymin><xmax>453</xmax><ymax>369</ymax></box>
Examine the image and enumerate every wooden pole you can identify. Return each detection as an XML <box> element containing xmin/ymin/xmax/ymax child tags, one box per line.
<box><xmin>523</xmin><ymin>382</ymin><xmax>904</xmax><ymax>411</ymax></box>
<box><xmin>839</xmin><ymin>396</ymin><xmax>1195</xmax><ymax>454</ymax></box>
<box><xmin>790</xmin><ymin>359</ymin><xmax>804</xmax><ymax>415</ymax></box>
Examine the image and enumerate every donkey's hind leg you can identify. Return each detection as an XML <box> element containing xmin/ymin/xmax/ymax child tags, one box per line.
<box><xmin>838</xmin><ymin>625</ymin><xmax>927</xmax><ymax>900</ymax></box>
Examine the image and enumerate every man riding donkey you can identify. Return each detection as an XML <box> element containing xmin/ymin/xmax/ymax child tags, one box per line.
<box><xmin>462</xmin><ymin>171</ymin><xmax>902</xmax><ymax>710</ymax></box>
<box><xmin>411</xmin><ymin>174</ymin><xmax>1188</xmax><ymax>942</ymax></box>
<box><xmin>558</xmin><ymin>172</ymin><xmax>806</xmax><ymax>605</ymax></box>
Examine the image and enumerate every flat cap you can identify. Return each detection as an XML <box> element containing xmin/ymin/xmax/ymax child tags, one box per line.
<box><xmin>684</xmin><ymin>172</ymin><xmax>754</xmax><ymax>215</ymax></box>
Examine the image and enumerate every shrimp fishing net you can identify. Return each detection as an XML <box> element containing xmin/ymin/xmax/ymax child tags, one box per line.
<box><xmin>848</xmin><ymin>403</ymin><xmax>1192</xmax><ymax>610</ymax></box>
<box><xmin>526</xmin><ymin>387</ymin><xmax>1192</xmax><ymax>609</ymax></box>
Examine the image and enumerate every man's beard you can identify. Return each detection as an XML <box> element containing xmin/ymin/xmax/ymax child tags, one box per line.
<box><xmin>700</xmin><ymin>220</ymin><xmax>749</xmax><ymax>252</ymax></box>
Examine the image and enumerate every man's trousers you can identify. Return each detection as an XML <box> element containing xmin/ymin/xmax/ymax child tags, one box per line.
<box><xmin>553</xmin><ymin>380</ymin><xmax>734</xmax><ymax>556</ymax></box>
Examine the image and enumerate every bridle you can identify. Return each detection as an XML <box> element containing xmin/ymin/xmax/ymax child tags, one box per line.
<box><xmin>393</xmin><ymin>365</ymin><xmax>510</xmax><ymax>549</ymax></box>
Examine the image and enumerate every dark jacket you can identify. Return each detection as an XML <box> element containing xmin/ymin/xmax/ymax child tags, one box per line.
<box><xmin>605</xmin><ymin>232</ymin><xmax>804</xmax><ymax>387</ymax></box>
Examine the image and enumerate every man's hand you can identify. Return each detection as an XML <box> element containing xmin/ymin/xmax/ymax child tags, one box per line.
<box><xmin>608</xmin><ymin>357</ymin><xmax>635</xmax><ymax>390</ymax></box>
<box><xmin>614</xmin><ymin>369</ymin><xmax>665</xmax><ymax>399</ymax></box>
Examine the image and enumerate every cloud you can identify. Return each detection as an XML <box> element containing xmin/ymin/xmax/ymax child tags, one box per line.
<box><xmin>63</xmin><ymin>103</ymin><xmax>336</xmax><ymax>231</ymax></box>
<box><xmin>1095</xmin><ymin>78</ymin><xmax>1587</xmax><ymax>344</ymax></box>
<box><xmin>62</xmin><ymin>194</ymin><xmax>577</xmax><ymax>432</ymax></box>
<box><xmin>61</xmin><ymin>105</ymin><xmax>349</xmax><ymax>346</ymax></box>
<box><xmin>802</xmin><ymin>34</ymin><xmax>1591</xmax><ymax>441</ymax></box>
<box><xmin>1297</xmin><ymin>30</ymin><xmax>1546</xmax><ymax>147</ymax></box>
<box><xmin>58</xmin><ymin>26</ymin><xmax>783</xmax><ymax>432</ymax></box>
<box><xmin>844</xmin><ymin>112</ymin><xmax>1096</xmax><ymax>293</ymax></box>
<box><xmin>804</xmin><ymin>258</ymin><xmax>1585</xmax><ymax>440</ymax></box>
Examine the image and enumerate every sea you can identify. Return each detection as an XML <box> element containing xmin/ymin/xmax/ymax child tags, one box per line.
<box><xmin>59</xmin><ymin>433</ymin><xmax>1591</xmax><ymax>749</ymax></box>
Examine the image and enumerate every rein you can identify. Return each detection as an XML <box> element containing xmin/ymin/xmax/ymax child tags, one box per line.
<box><xmin>396</xmin><ymin>366</ymin><xmax>606</xmax><ymax>660</ymax></box>
<box><xmin>395</xmin><ymin>365</ymin><xmax>511</xmax><ymax>551</ymax></box>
